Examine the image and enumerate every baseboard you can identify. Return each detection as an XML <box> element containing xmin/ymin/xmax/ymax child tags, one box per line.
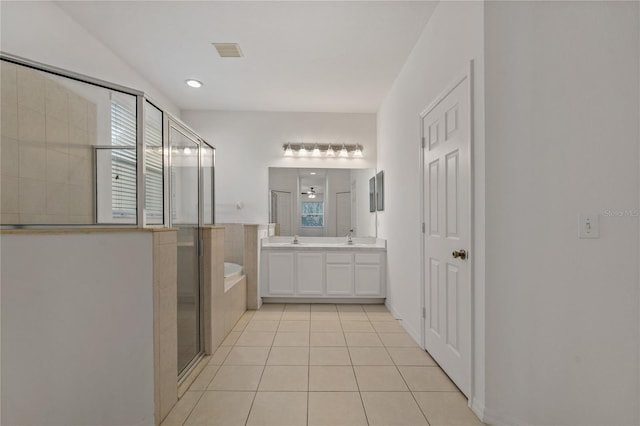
<box><xmin>263</xmin><ymin>297</ymin><xmax>385</xmax><ymax>304</ymax></box>
<box><xmin>481</xmin><ymin>406</ymin><xmax>527</xmax><ymax>426</ymax></box>
<box><xmin>384</xmin><ymin>300</ymin><xmax>422</xmax><ymax>346</ymax></box>
<box><xmin>469</xmin><ymin>397</ymin><xmax>486</xmax><ymax>424</ymax></box>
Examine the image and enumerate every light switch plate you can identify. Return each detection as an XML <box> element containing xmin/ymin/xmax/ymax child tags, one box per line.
<box><xmin>579</xmin><ymin>214</ymin><xmax>599</xmax><ymax>239</ymax></box>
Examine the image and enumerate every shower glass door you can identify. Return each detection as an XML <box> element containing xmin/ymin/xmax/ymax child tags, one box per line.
<box><xmin>169</xmin><ymin>123</ymin><xmax>203</xmax><ymax>377</ymax></box>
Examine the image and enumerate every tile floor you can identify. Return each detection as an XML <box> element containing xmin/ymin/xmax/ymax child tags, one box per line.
<box><xmin>162</xmin><ymin>303</ymin><xmax>484</xmax><ymax>426</ymax></box>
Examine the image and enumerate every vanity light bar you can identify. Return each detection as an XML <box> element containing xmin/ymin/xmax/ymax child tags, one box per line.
<box><xmin>283</xmin><ymin>143</ymin><xmax>363</xmax><ymax>158</ymax></box>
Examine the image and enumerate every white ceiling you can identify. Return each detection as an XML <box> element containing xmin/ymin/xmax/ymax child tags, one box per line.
<box><xmin>56</xmin><ymin>1</ymin><xmax>437</xmax><ymax>113</ymax></box>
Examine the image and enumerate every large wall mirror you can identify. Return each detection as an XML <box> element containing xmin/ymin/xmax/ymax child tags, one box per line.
<box><xmin>269</xmin><ymin>167</ymin><xmax>377</xmax><ymax>237</ymax></box>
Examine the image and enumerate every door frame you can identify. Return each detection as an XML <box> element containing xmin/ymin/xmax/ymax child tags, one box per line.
<box><xmin>167</xmin><ymin>117</ymin><xmax>210</xmax><ymax>380</ymax></box>
<box><xmin>419</xmin><ymin>60</ymin><xmax>475</xmax><ymax>401</ymax></box>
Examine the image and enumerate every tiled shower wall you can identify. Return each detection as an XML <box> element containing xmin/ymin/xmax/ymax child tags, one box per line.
<box><xmin>222</xmin><ymin>223</ymin><xmax>244</xmax><ymax>265</ymax></box>
<box><xmin>0</xmin><ymin>61</ymin><xmax>95</xmax><ymax>224</ymax></box>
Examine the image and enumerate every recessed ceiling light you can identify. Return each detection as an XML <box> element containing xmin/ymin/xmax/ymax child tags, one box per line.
<box><xmin>185</xmin><ymin>79</ymin><xmax>203</xmax><ymax>88</ymax></box>
<box><xmin>310</xmin><ymin>172</ymin><xmax>316</xmax><ymax>175</ymax></box>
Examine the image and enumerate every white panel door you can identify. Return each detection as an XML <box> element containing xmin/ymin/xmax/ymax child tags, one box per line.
<box><xmin>297</xmin><ymin>252</ymin><xmax>324</xmax><ymax>295</ymax></box>
<box><xmin>267</xmin><ymin>252</ymin><xmax>295</xmax><ymax>295</ymax></box>
<box><xmin>422</xmin><ymin>76</ymin><xmax>471</xmax><ymax>396</ymax></box>
<box><xmin>272</xmin><ymin>191</ymin><xmax>292</xmax><ymax>236</ymax></box>
<box><xmin>336</xmin><ymin>192</ymin><xmax>351</xmax><ymax>236</ymax></box>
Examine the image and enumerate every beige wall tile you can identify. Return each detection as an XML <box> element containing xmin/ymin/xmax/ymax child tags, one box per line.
<box><xmin>67</xmin><ymin>183</ymin><xmax>92</xmax><ymax>216</ymax></box>
<box><xmin>45</xmin><ymin>80</ymin><xmax>69</xmax><ymax>122</ymax></box>
<box><xmin>66</xmin><ymin>215</ymin><xmax>93</xmax><ymax>224</ymax></box>
<box><xmin>45</xmin><ymin>115</ymin><xmax>69</xmax><ymax>149</ymax></box>
<box><xmin>1</xmin><ymin>137</ymin><xmax>19</xmax><ymax>177</ymax></box>
<box><xmin>18</xmin><ymin>105</ymin><xmax>46</xmax><ymax>143</ymax></box>
<box><xmin>68</xmin><ymin>125</ymin><xmax>88</xmax><ymax>146</ymax></box>
<box><xmin>45</xmin><ymin>148</ymin><xmax>68</xmax><ymax>183</ymax></box>
<box><xmin>17</xmin><ymin>66</ymin><xmax>45</xmax><ymax>113</ymax></box>
<box><xmin>68</xmin><ymin>92</ymin><xmax>88</xmax><ymax>130</ymax></box>
<box><xmin>19</xmin><ymin>214</ymin><xmax>49</xmax><ymax>224</ymax></box>
<box><xmin>0</xmin><ymin>176</ymin><xmax>20</xmax><ymax>213</ymax></box>
<box><xmin>45</xmin><ymin>182</ymin><xmax>68</xmax><ymax>215</ymax></box>
<box><xmin>19</xmin><ymin>144</ymin><xmax>46</xmax><ymax>180</ymax></box>
<box><xmin>19</xmin><ymin>178</ymin><xmax>45</xmax><ymax>215</ymax></box>
<box><xmin>1</xmin><ymin>99</ymin><xmax>18</xmax><ymax>139</ymax></box>
<box><xmin>0</xmin><ymin>176</ymin><xmax>19</xmax><ymax>214</ymax></box>
<box><xmin>1</xmin><ymin>61</ymin><xmax>18</xmax><ymax>102</ymax></box>
<box><xmin>1</xmin><ymin>213</ymin><xmax>19</xmax><ymax>224</ymax></box>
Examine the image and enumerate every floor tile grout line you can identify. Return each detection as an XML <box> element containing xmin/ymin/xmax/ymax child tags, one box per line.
<box><xmin>244</xmin><ymin>316</ymin><xmax>278</xmax><ymax>426</ymax></box>
<box><xmin>392</xmin><ymin>343</ymin><xmax>431</xmax><ymax>426</ymax></box>
<box><xmin>354</xmin><ymin>304</ymin><xmax>371</xmax><ymax>426</ymax></box>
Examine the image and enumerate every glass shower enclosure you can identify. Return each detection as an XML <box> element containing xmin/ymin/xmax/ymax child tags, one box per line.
<box><xmin>169</xmin><ymin>120</ymin><xmax>214</xmax><ymax>377</ymax></box>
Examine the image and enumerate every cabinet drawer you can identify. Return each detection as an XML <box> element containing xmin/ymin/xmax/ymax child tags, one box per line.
<box><xmin>355</xmin><ymin>253</ymin><xmax>381</xmax><ymax>264</ymax></box>
<box><xmin>326</xmin><ymin>253</ymin><xmax>353</xmax><ymax>264</ymax></box>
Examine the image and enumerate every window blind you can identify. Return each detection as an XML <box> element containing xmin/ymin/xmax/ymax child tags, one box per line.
<box><xmin>110</xmin><ymin>94</ymin><xmax>137</xmax><ymax>219</ymax></box>
<box><xmin>145</xmin><ymin>103</ymin><xmax>163</xmax><ymax>224</ymax></box>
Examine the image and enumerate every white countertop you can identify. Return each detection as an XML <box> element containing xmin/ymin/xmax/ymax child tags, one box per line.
<box><xmin>261</xmin><ymin>236</ymin><xmax>386</xmax><ymax>250</ymax></box>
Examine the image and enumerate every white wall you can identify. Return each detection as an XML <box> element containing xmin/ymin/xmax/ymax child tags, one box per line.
<box><xmin>0</xmin><ymin>231</ymin><xmax>155</xmax><ymax>425</ymax></box>
<box><xmin>352</xmin><ymin>169</ymin><xmax>377</xmax><ymax>237</ymax></box>
<box><xmin>376</xmin><ymin>0</ymin><xmax>486</xmax><ymax>410</ymax></box>
<box><xmin>484</xmin><ymin>2</ymin><xmax>640</xmax><ymax>425</ymax></box>
<box><xmin>0</xmin><ymin>1</ymin><xmax>180</xmax><ymax>116</ymax></box>
<box><xmin>181</xmin><ymin>111</ymin><xmax>376</xmax><ymax>224</ymax></box>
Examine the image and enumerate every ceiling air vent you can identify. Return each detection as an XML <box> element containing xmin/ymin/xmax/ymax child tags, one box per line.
<box><xmin>213</xmin><ymin>43</ymin><xmax>243</xmax><ymax>58</ymax></box>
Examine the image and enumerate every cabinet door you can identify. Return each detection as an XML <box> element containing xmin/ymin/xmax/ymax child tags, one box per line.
<box><xmin>297</xmin><ymin>252</ymin><xmax>324</xmax><ymax>295</ymax></box>
<box><xmin>267</xmin><ymin>252</ymin><xmax>295</xmax><ymax>295</ymax></box>
<box><xmin>326</xmin><ymin>263</ymin><xmax>354</xmax><ymax>296</ymax></box>
<box><xmin>355</xmin><ymin>253</ymin><xmax>382</xmax><ymax>296</ymax></box>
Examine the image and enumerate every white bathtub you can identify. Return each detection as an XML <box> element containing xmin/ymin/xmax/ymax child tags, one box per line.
<box><xmin>224</xmin><ymin>262</ymin><xmax>244</xmax><ymax>292</ymax></box>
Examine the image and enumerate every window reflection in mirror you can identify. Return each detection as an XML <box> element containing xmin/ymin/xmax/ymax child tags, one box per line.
<box><xmin>268</xmin><ymin>167</ymin><xmax>377</xmax><ymax>237</ymax></box>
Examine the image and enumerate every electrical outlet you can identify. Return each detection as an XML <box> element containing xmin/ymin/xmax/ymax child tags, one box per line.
<box><xmin>579</xmin><ymin>214</ymin><xmax>599</xmax><ymax>239</ymax></box>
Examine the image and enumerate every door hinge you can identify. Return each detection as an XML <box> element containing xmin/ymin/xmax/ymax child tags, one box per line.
<box><xmin>421</xmin><ymin>222</ymin><xmax>425</xmax><ymax>233</ymax></box>
<box><xmin>421</xmin><ymin>137</ymin><xmax>426</xmax><ymax>148</ymax></box>
<box><xmin>422</xmin><ymin>307</ymin><xmax>426</xmax><ymax>318</ymax></box>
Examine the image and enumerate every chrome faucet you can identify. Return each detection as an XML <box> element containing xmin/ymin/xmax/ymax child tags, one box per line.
<box><xmin>347</xmin><ymin>231</ymin><xmax>353</xmax><ymax>245</ymax></box>
<box><xmin>293</xmin><ymin>235</ymin><xmax>300</xmax><ymax>244</ymax></box>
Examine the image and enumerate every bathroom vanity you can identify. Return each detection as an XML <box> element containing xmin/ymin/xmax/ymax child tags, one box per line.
<box><xmin>260</xmin><ymin>237</ymin><xmax>386</xmax><ymax>301</ymax></box>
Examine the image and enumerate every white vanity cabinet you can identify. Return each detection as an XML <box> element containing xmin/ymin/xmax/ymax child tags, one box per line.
<box><xmin>261</xmin><ymin>247</ymin><xmax>386</xmax><ymax>299</ymax></box>
<box><xmin>326</xmin><ymin>253</ymin><xmax>354</xmax><ymax>296</ymax></box>
<box><xmin>296</xmin><ymin>252</ymin><xmax>324</xmax><ymax>295</ymax></box>
<box><xmin>355</xmin><ymin>253</ymin><xmax>384</xmax><ymax>296</ymax></box>
<box><xmin>266</xmin><ymin>252</ymin><xmax>295</xmax><ymax>295</ymax></box>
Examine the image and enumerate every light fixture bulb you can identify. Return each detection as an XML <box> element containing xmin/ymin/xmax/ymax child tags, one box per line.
<box><xmin>284</xmin><ymin>144</ymin><xmax>293</xmax><ymax>156</ymax></box>
<box><xmin>339</xmin><ymin>145</ymin><xmax>348</xmax><ymax>158</ymax></box>
<box><xmin>354</xmin><ymin>145</ymin><xmax>363</xmax><ymax>157</ymax></box>
<box><xmin>185</xmin><ymin>79</ymin><xmax>203</xmax><ymax>88</ymax></box>
<box><xmin>299</xmin><ymin>145</ymin><xmax>307</xmax><ymax>156</ymax></box>
<box><xmin>326</xmin><ymin>145</ymin><xmax>335</xmax><ymax>157</ymax></box>
<box><xmin>312</xmin><ymin>144</ymin><xmax>321</xmax><ymax>157</ymax></box>
<box><xmin>183</xmin><ymin>147</ymin><xmax>192</xmax><ymax>155</ymax></box>
<box><xmin>308</xmin><ymin>193</ymin><xmax>316</xmax><ymax>199</ymax></box>
<box><xmin>310</xmin><ymin>172</ymin><xmax>316</xmax><ymax>175</ymax></box>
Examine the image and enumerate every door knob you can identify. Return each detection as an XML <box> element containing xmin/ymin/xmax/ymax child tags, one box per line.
<box><xmin>452</xmin><ymin>249</ymin><xmax>467</xmax><ymax>260</ymax></box>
